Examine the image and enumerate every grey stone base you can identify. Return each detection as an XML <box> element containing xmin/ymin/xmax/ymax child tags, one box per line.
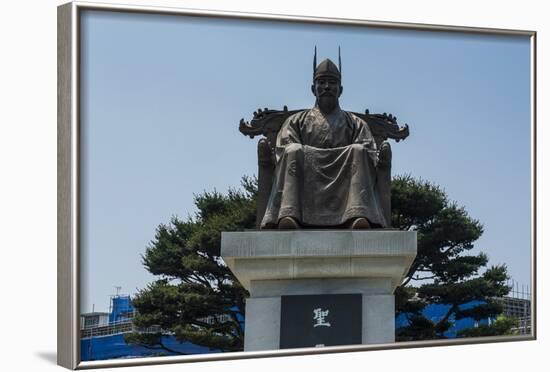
<box><xmin>221</xmin><ymin>230</ymin><xmax>417</xmax><ymax>351</ymax></box>
<box><xmin>244</xmin><ymin>278</ymin><xmax>395</xmax><ymax>351</ymax></box>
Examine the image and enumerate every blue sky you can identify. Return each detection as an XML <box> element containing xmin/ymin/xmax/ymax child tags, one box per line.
<box><xmin>80</xmin><ymin>10</ymin><xmax>531</xmax><ymax>312</ymax></box>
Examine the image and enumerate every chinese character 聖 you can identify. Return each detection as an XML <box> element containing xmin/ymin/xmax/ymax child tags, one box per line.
<box><xmin>313</xmin><ymin>308</ymin><xmax>331</xmax><ymax>327</ymax></box>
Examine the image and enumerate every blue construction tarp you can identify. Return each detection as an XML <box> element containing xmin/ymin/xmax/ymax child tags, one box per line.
<box><xmin>395</xmin><ymin>300</ymin><xmax>490</xmax><ymax>338</ymax></box>
<box><xmin>109</xmin><ymin>296</ymin><xmax>134</xmax><ymax>324</ymax></box>
<box><xmin>81</xmin><ymin>334</ymin><xmax>218</xmax><ymax>361</ymax></box>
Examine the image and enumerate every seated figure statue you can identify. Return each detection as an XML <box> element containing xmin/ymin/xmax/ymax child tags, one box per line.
<box><xmin>239</xmin><ymin>49</ymin><xmax>409</xmax><ymax>230</ymax></box>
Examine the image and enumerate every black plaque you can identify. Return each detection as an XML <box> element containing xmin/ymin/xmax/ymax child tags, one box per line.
<box><xmin>280</xmin><ymin>294</ymin><xmax>362</xmax><ymax>349</ymax></box>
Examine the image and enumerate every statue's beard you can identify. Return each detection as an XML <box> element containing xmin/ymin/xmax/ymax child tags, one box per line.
<box><xmin>317</xmin><ymin>95</ymin><xmax>339</xmax><ymax>113</ymax></box>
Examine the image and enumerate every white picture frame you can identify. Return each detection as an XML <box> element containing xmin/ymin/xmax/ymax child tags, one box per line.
<box><xmin>57</xmin><ymin>1</ymin><xmax>537</xmax><ymax>369</ymax></box>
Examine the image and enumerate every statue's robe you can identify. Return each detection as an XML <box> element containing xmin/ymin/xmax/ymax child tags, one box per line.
<box><xmin>261</xmin><ymin>106</ymin><xmax>388</xmax><ymax>228</ymax></box>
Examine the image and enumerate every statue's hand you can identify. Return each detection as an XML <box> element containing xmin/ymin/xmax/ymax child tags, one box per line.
<box><xmin>378</xmin><ymin>141</ymin><xmax>392</xmax><ymax>167</ymax></box>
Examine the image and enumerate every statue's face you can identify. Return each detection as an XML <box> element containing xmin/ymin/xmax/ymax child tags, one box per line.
<box><xmin>312</xmin><ymin>75</ymin><xmax>342</xmax><ymax>100</ymax></box>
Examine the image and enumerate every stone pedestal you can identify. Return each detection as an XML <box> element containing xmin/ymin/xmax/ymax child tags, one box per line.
<box><xmin>221</xmin><ymin>230</ymin><xmax>417</xmax><ymax>351</ymax></box>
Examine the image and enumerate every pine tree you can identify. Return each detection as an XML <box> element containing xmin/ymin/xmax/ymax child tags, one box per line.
<box><xmin>125</xmin><ymin>177</ymin><xmax>257</xmax><ymax>353</ymax></box>
<box><xmin>392</xmin><ymin>175</ymin><xmax>512</xmax><ymax>340</ymax></box>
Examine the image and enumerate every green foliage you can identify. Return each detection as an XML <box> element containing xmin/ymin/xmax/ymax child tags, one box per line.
<box><xmin>393</xmin><ymin>175</ymin><xmax>512</xmax><ymax>340</ymax></box>
<box><xmin>457</xmin><ymin>315</ymin><xmax>519</xmax><ymax>337</ymax></box>
<box><xmin>124</xmin><ymin>332</ymin><xmax>184</xmax><ymax>356</ymax></box>
<box><xmin>125</xmin><ymin>177</ymin><xmax>257</xmax><ymax>353</ymax></box>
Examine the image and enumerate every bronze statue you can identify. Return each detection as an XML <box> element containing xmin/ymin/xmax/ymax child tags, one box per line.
<box><xmin>239</xmin><ymin>47</ymin><xmax>409</xmax><ymax>229</ymax></box>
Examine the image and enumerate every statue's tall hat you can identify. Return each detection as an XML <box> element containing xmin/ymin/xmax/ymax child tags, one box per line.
<box><xmin>313</xmin><ymin>46</ymin><xmax>342</xmax><ymax>81</ymax></box>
